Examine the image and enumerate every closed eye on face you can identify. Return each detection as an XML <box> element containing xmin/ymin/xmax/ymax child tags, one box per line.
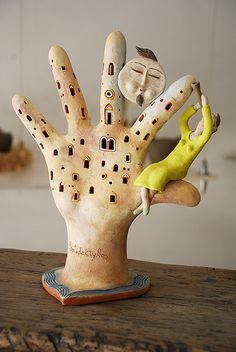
<box><xmin>148</xmin><ymin>74</ymin><xmax>160</xmax><ymax>79</ymax></box>
<box><xmin>131</xmin><ymin>68</ymin><xmax>143</xmax><ymax>74</ymax></box>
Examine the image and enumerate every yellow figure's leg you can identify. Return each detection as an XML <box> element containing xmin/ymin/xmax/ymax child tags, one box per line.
<box><xmin>133</xmin><ymin>188</ymin><xmax>155</xmax><ymax>216</ymax></box>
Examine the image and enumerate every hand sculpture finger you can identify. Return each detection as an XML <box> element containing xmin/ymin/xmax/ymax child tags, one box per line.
<box><xmin>12</xmin><ymin>94</ymin><xmax>60</xmax><ymax>154</ymax></box>
<box><xmin>130</xmin><ymin>75</ymin><xmax>196</xmax><ymax>150</ymax></box>
<box><xmin>151</xmin><ymin>180</ymin><xmax>201</xmax><ymax>207</ymax></box>
<box><xmin>134</xmin><ymin>180</ymin><xmax>200</xmax><ymax>216</ymax></box>
<box><xmin>49</xmin><ymin>45</ymin><xmax>89</xmax><ymax>134</ymax></box>
<box><xmin>100</xmin><ymin>31</ymin><xmax>126</xmax><ymax>125</ymax></box>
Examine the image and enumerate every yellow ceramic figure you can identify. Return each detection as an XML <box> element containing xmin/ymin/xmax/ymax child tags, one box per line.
<box><xmin>134</xmin><ymin>94</ymin><xmax>213</xmax><ymax>215</ymax></box>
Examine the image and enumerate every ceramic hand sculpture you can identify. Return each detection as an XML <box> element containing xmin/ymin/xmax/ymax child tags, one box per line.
<box><xmin>12</xmin><ymin>31</ymin><xmax>200</xmax><ymax>305</ymax></box>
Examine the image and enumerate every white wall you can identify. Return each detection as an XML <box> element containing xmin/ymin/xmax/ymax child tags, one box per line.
<box><xmin>0</xmin><ymin>0</ymin><xmax>236</xmax><ymax>269</ymax></box>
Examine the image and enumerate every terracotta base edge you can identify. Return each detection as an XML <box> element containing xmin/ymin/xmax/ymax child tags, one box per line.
<box><xmin>42</xmin><ymin>267</ymin><xmax>151</xmax><ymax>306</ymax></box>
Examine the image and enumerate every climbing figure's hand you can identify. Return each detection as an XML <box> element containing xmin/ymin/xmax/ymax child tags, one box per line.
<box><xmin>201</xmin><ymin>94</ymin><xmax>208</xmax><ymax>107</ymax></box>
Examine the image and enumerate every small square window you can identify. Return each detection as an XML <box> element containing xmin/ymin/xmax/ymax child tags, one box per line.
<box><xmin>110</xmin><ymin>195</ymin><xmax>116</xmax><ymax>203</ymax></box>
<box><xmin>72</xmin><ymin>173</ymin><xmax>79</xmax><ymax>181</ymax></box>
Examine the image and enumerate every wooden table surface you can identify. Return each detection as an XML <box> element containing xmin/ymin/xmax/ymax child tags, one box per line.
<box><xmin>0</xmin><ymin>249</ymin><xmax>235</xmax><ymax>352</ymax></box>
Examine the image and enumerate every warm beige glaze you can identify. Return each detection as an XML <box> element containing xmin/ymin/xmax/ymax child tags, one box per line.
<box><xmin>12</xmin><ymin>31</ymin><xmax>200</xmax><ymax>292</ymax></box>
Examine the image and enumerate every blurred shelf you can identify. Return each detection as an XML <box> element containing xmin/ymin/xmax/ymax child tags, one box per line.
<box><xmin>0</xmin><ymin>149</ymin><xmax>48</xmax><ymax>190</ymax></box>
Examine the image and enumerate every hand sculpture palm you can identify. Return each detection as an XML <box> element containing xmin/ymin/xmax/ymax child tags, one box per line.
<box><xmin>12</xmin><ymin>32</ymin><xmax>199</xmax><ymax>301</ymax></box>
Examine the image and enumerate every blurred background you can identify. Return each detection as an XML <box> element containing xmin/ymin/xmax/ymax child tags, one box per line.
<box><xmin>0</xmin><ymin>0</ymin><xmax>235</xmax><ymax>269</ymax></box>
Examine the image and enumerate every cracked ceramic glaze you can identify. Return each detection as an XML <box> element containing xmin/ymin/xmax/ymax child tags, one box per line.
<box><xmin>12</xmin><ymin>31</ymin><xmax>200</xmax><ymax>304</ymax></box>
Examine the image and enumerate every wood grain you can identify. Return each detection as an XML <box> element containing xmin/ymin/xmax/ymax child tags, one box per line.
<box><xmin>0</xmin><ymin>249</ymin><xmax>235</xmax><ymax>352</ymax></box>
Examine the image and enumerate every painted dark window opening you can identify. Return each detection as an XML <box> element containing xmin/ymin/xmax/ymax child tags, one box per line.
<box><xmin>80</xmin><ymin>139</ymin><xmax>85</xmax><ymax>145</ymax></box>
<box><xmin>81</xmin><ymin>108</ymin><xmax>85</xmax><ymax>117</ymax></box>
<box><xmin>56</xmin><ymin>80</ymin><xmax>61</xmax><ymax>89</ymax></box>
<box><xmin>53</xmin><ymin>149</ymin><xmax>58</xmax><ymax>156</ymax></box>
<box><xmin>110</xmin><ymin>194</ymin><xmax>116</xmax><ymax>203</ymax></box>
<box><xmin>41</xmin><ymin>118</ymin><xmax>46</xmax><ymax>124</ymax></box>
<box><xmin>40</xmin><ymin>143</ymin><xmax>44</xmax><ymax>149</ymax></box>
<box><xmin>72</xmin><ymin>173</ymin><xmax>79</xmax><ymax>181</ymax></box>
<box><xmin>113</xmin><ymin>164</ymin><xmax>118</xmax><ymax>172</ymax></box>
<box><xmin>101</xmin><ymin>174</ymin><xmax>106</xmax><ymax>179</ymax></box>
<box><xmin>108</xmin><ymin>63</ymin><xmax>114</xmax><ymax>75</ymax></box>
<box><xmin>102</xmin><ymin>160</ymin><xmax>105</xmax><ymax>167</ymax></box>
<box><xmin>68</xmin><ymin>146</ymin><xmax>73</xmax><ymax>156</ymax></box>
<box><xmin>138</xmin><ymin>114</ymin><xmax>145</xmax><ymax>122</ymax></box>
<box><xmin>126</xmin><ymin>154</ymin><xmax>130</xmax><ymax>162</ymax></box>
<box><xmin>84</xmin><ymin>159</ymin><xmax>90</xmax><ymax>168</ymax></box>
<box><xmin>65</xmin><ymin>105</ymin><xmax>69</xmax><ymax>114</ymax></box>
<box><xmin>43</xmin><ymin>130</ymin><xmax>49</xmax><ymax>138</ymax></box>
<box><xmin>165</xmin><ymin>102</ymin><xmax>172</xmax><ymax>111</ymax></box>
<box><xmin>109</xmin><ymin>139</ymin><xmax>114</xmax><ymax>150</ymax></box>
<box><xmin>89</xmin><ymin>186</ymin><xmax>94</xmax><ymax>194</ymax></box>
<box><xmin>104</xmin><ymin>104</ymin><xmax>113</xmax><ymax>124</ymax></box>
<box><xmin>69</xmin><ymin>85</ymin><xmax>75</xmax><ymax>96</ymax></box>
<box><xmin>107</xmin><ymin>112</ymin><xmax>112</xmax><ymax>124</ymax></box>
<box><xmin>124</xmin><ymin>136</ymin><xmax>129</xmax><ymax>142</ymax></box>
<box><xmin>32</xmin><ymin>134</ymin><xmax>36</xmax><ymax>138</ymax></box>
<box><xmin>59</xmin><ymin>182</ymin><xmax>64</xmax><ymax>192</ymax></box>
<box><xmin>74</xmin><ymin>192</ymin><xmax>79</xmax><ymax>201</ymax></box>
<box><xmin>101</xmin><ymin>138</ymin><xmax>107</xmax><ymax>149</ymax></box>
<box><xmin>18</xmin><ymin>109</ymin><xmax>22</xmax><ymax>114</ymax></box>
<box><xmin>122</xmin><ymin>175</ymin><xmax>128</xmax><ymax>184</ymax></box>
<box><xmin>61</xmin><ymin>66</ymin><xmax>65</xmax><ymax>70</ymax></box>
<box><xmin>136</xmin><ymin>131</ymin><xmax>140</xmax><ymax>135</ymax></box>
<box><xmin>144</xmin><ymin>133</ymin><xmax>150</xmax><ymax>141</ymax></box>
<box><xmin>26</xmin><ymin>115</ymin><xmax>32</xmax><ymax>121</ymax></box>
<box><xmin>152</xmin><ymin>119</ymin><xmax>157</xmax><ymax>125</ymax></box>
<box><xmin>50</xmin><ymin>171</ymin><xmax>53</xmax><ymax>180</ymax></box>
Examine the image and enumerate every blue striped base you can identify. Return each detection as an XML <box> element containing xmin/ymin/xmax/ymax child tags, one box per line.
<box><xmin>42</xmin><ymin>267</ymin><xmax>150</xmax><ymax>301</ymax></box>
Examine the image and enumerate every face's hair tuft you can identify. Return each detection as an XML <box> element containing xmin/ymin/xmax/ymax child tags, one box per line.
<box><xmin>136</xmin><ymin>46</ymin><xmax>158</xmax><ymax>62</ymax></box>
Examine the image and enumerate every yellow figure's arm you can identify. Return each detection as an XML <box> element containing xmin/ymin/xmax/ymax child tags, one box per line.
<box><xmin>179</xmin><ymin>105</ymin><xmax>197</xmax><ymax>138</ymax></box>
<box><xmin>197</xmin><ymin>105</ymin><xmax>213</xmax><ymax>144</ymax></box>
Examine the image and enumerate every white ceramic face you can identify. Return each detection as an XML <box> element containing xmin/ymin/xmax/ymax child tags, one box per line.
<box><xmin>118</xmin><ymin>57</ymin><xmax>166</xmax><ymax>106</ymax></box>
